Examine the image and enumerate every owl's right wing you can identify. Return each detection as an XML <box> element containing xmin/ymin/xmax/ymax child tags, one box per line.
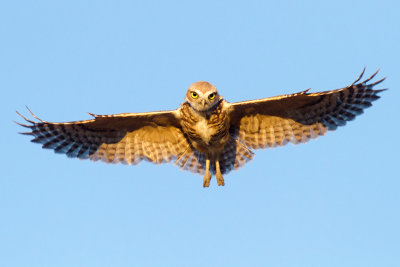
<box><xmin>227</xmin><ymin>69</ymin><xmax>386</xmax><ymax>149</ymax></box>
<box><xmin>17</xmin><ymin>108</ymin><xmax>190</xmax><ymax>165</ymax></box>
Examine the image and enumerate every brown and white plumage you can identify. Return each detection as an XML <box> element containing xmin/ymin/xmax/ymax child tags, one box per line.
<box><xmin>17</xmin><ymin>69</ymin><xmax>386</xmax><ymax>187</ymax></box>
<box><xmin>229</xmin><ymin>69</ymin><xmax>385</xmax><ymax>149</ymax></box>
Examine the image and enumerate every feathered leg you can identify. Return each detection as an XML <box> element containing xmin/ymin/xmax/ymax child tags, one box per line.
<box><xmin>215</xmin><ymin>157</ymin><xmax>225</xmax><ymax>186</ymax></box>
<box><xmin>203</xmin><ymin>157</ymin><xmax>212</xmax><ymax>187</ymax></box>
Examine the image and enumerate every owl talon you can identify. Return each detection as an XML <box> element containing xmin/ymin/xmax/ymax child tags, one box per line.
<box><xmin>216</xmin><ymin>173</ymin><xmax>225</xmax><ymax>186</ymax></box>
<box><xmin>203</xmin><ymin>171</ymin><xmax>211</xmax><ymax>187</ymax></box>
<box><xmin>215</xmin><ymin>159</ymin><xmax>225</xmax><ymax>186</ymax></box>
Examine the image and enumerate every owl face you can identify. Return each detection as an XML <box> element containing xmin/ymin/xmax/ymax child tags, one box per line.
<box><xmin>185</xmin><ymin>81</ymin><xmax>221</xmax><ymax>113</ymax></box>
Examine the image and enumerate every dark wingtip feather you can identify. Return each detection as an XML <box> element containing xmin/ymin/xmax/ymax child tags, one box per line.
<box><xmin>14</xmin><ymin>121</ymin><xmax>32</xmax><ymax>128</ymax></box>
<box><xmin>369</xmin><ymin>76</ymin><xmax>386</xmax><ymax>87</ymax></box>
<box><xmin>375</xmin><ymin>88</ymin><xmax>388</xmax><ymax>93</ymax></box>
<box><xmin>16</xmin><ymin>110</ymin><xmax>36</xmax><ymax>124</ymax></box>
<box><xmin>25</xmin><ymin>106</ymin><xmax>45</xmax><ymax>122</ymax></box>
<box><xmin>88</xmin><ymin>112</ymin><xmax>98</xmax><ymax>117</ymax></box>
<box><xmin>362</xmin><ymin>68</ymin><xmax>380</xmax><ymax>84</ymax></box>
<box><xmin>18</xmin><ymin>132</ymin><xmax>34</xmax><ymax>135</ymax></box>
<box><xmin>352</xmin><ymin>67</ymin><xmax>366</xmax><ymax>85</ymax></box>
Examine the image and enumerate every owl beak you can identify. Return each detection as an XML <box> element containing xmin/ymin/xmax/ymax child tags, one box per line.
<box><xmin>200</xmin><ymin>99</ymin><xmax>206</xmax><ymax>107</ymax></box>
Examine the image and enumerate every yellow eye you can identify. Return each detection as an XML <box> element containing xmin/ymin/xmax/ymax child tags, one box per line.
<box><xmin>208</xmin><ymin>93</ymin><xmax>216</xmax><ymax>100</ymax></box>
<box><xmin>191</xmin><ymin>92</ymin><xmax>199</xmax><ymax>99</ymax></box>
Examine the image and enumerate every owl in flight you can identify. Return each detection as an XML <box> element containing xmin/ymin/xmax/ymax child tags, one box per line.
<box><xmin>17</xmin><ymin>69</ymin><xmax>385</xmax><ymax>187</ymax></box>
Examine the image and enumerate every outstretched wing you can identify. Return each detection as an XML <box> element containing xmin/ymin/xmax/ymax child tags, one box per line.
<box><xmin>17</xmin><ymin>109</ymin><xmax>190</xmax><ymax>165</ymax></box>
<box><xmin>228</xmin><ymin>69</ymin><xmax>386</xmax><ymax>149</ymax></box>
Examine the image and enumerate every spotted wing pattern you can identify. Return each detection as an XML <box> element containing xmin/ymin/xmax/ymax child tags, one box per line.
<box><xmin>17</xmin><ymin>109</ymin><xmax>190</xmax><ymax>165</ymax></box>
<box><xmin>229</xmin><ymin>69</ymin><xmax>386</xmax><ymax>149</ymax></box>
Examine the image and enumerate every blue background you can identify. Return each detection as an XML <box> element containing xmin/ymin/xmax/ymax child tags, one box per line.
<box><xmin>1</xmin><ymin>1</ymin><xmax>399</xmax><ymax>266</ymax></box>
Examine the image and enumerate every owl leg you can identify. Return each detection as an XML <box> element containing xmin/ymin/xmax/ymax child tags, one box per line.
<box><xmin>203</xmin><ymin>158</ymin><xmax>212</xmax><ymax>187</ymax></box>
<box><xmin>215</xmin><ymin>158</ymin><xmax>225</xmax><ymax>186</ymax></box>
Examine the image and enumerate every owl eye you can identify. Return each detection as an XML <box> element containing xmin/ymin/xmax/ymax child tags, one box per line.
<box><xmin>191</xmin><ymin>92</ymin><xmax>199</xmax><ymax>99</ymax></box>
<box><xmin>208</xmin><ymin>93</ymin><xmax>216</xmax><ymax>100</ymax></box>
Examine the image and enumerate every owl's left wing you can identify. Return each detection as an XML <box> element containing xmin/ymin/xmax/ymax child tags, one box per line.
<box><xmin>228</xmin><ymin>69</ymin><xmax>386</xmax><ymax>149</ymax></box>
<box><xmin>17</xmin><ymin>108</ymin><xmax>190</xmax><ymax>165</ymax></box>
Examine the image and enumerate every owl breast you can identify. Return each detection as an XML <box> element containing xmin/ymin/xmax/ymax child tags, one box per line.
<box><xmin>194</xmin><ymin>118</ymin><xmax>216</xmax><ymax>144</ymax></box>
<box><xmin>180</xmin><ymin>101</ymin><xmax>230</xmax><ymax>154</ymax></box>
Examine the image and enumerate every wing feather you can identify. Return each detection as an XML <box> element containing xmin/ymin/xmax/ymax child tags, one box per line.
<box><xmin>228</xmin><ymin>69</ymin><xmax>386</xmax><ymax>149</ymax></box>
<box><xmin>17</xmin><ymin>109</ymin><xmax>191</xmax><ymax>165</ymax></box>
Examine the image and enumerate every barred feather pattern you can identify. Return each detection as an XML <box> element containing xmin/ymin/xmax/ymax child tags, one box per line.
<box><xmin>179</xmin><ymin>102</ymin><xmax>230</xmax><ymax>149</ymax></box>
<box><xmin>17</xmin><ymin>108</ymin><xmax>254</xmax><ymax>176</ymax></box>
<box><xmin>216</xmin><ymin>138</ymin><xmax>254</xmax><ymax>174</ymax></box>
<box><xmin>175</xmin><ymin>138</ymin><xmax>254</xmax><ymax>175</ymax></box>
<box><xmin>17</xmin><ymin>115</ymin><xmax>190</xmax><ymax>165</ymax></box>
<box><xmin>174</xmin><ymin>148</ymin><xmax>206</xmax><ymax>174</ymax></box>
<box><xmin>232</xmin><ymin>115</ymin><xmax>328</xmax><ymax>149</ymax></box>
<box><xmin>231</xmin><ymin>69</ymin><xmax>386</xmax><ymax>149</ymax></box>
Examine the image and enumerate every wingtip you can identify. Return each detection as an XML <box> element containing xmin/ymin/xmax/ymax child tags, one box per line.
<box><xmin>14</xmin><ymin>120</ymin><xmax>32</xmax><ymax>128</ymax></box>
<box><xmin>351</xmin><ymin>68</ymin><xmax>386</xmax><ymax>88</ymax></box>
<box><xmin>375</xmin><ymin>88</ymin><xmax>388</xmax><ymax>93</ymax></box>
<box><xmin>362</xmin><ymin>68</ymin><xmax>381</xmax><ymax>84</ymax></box>
<box><xmin>88</xmin><ymin>112</ymin><xmax>99</xmax><ymax>118</ymax></box>
<box><xmin>25</xmin><ymin>106</ymin><xmax>45</xmax><ymax>122</ymax></box>
<box><xmin>18</xmin><ymin>131</ymin><xmax>34</xmax><ymax>135</ymax></box>
<box><xmin>361</xmin><ymin>66</ymin><xmax>366</xmax><ymax>76</ymax></box>
<box><xmin>16</xmin><ymin>110</ymin><xmax>36</xmax><ymax>124</ymax></box>
<box><xmin>16</xmin><ymin>110</ymin><xmax>24</xmax><ymax>117</ymax></box>
<box><xmin>352</xmin><ymin>67</ymin><xmax>366</xmax><ymax>85</ymax></box>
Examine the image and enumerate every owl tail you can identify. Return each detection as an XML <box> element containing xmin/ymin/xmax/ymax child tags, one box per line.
<box><xmin>174</xmin><ymin>146</ymin><xmax>207</xmax><ymax>175</ymax></box>
<box><xmin>174</xmin><ymin>138</ymin><xmax>254</xmax><ymax>176</ymax></box>
<box><xmin>215</xmin><ymin>138</ymin><xmax>254</xmax><ymax>175</ymax></box>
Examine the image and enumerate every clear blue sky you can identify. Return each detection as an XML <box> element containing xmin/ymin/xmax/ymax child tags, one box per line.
<box><xmin>1</xmin><ymin>1</ymin><xmax>399</xmax><ymax>266</ymax></box>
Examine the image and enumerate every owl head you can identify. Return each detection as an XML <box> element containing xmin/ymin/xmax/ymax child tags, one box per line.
<box><xmin>185</xmin><ymin>81</ymin><xmax>222</xmax><ymax>113</ymax></box>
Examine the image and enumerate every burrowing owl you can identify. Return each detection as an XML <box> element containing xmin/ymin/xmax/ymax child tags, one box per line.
<box><xmin>17</xmin><ymin>69</ymin><xmax>386</xmax><ymax>187</ymax></box>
